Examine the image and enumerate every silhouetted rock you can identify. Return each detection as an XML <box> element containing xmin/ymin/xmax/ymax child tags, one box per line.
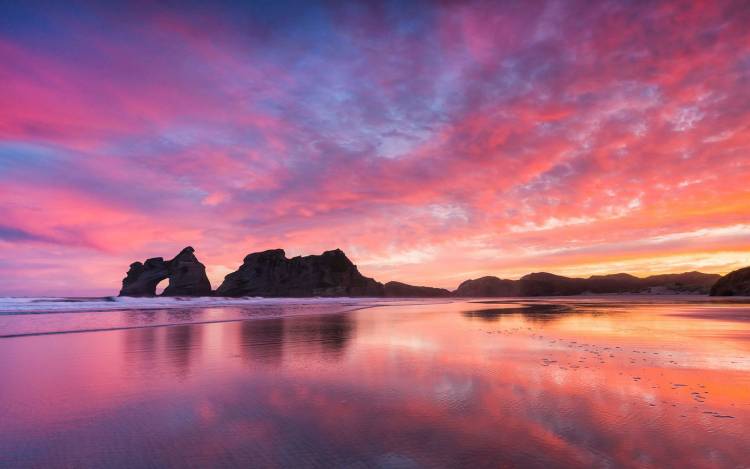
<box><xmin>120</xmin><ymin>258</ymin><xmax>169</xmax><ymax>297</ymax></box>
<box><xmin>454</xmin><ymin>276</ymin><xmax>519</xmax><ymax>297</ymax></box>
<box><xmin>162</xmin><ymin>247</ymin><xmax>213</xmax><ymax>296</ymax></box>
<box><xmin>710</xmin><ymin>267</ymin><xmax>750</xmax><ymax>296</ymax></box>
<box><xmin>384</xmin><ymin>281</ymin><xmax>451</xmax><ymax>297</ymax></box>
<box><xmin>119</xmin><ymin>246</ymin><xmax>211</xmax><ymax>297</ymax></box>
<box><xmin>215</xmin><ymin>248</ymin><xmax>384</xmax><ymax>297</ymax></box>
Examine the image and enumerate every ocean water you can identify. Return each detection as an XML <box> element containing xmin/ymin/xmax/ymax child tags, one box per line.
<box><xmin>0</xmin><ymin>296</ymin><xmax>749</xmax><ymax>468</ymax></box>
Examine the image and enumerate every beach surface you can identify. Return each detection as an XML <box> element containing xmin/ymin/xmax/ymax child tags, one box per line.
<box><xmin>1</xmin><ymin>296</ymin><xmax>749</xmax><ymax>468</ymax></box>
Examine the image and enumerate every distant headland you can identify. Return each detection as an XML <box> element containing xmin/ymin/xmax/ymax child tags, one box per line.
<box><xmin>119</xmin><ymin>247</ymin><xmax>749</xmax><ymax>298</ymax></box>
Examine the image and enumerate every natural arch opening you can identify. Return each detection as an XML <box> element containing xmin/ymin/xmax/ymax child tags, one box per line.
<box><xmin>155</xmin><ymin>278</ymin><xmax>168</xmax><ymax>296</ymax></box>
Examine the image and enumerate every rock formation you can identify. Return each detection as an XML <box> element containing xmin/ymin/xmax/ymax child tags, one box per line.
<box><xmin>119</xmin><ymin>246</ymin><xmax>212</xmax><ymax>297</ymax></box>
<box><xmin>710</xmin><ymin>267</ymin><xmax>750</xmax><ymax>296</ymax></box>
<box><xmin>384</xmin><ymin>281</ymin><xmax>451</xmax><ymax>298</ymax></box>
<box><xmin>215</xmin><ymin>249</ymin><xmax>384</xmax><ymax>297</ymax></box>
<box><xmin>161</xmin><ymin>247</ymin><xmax>213</xmax><ymax>296</ymax></box>
<box><xmin>120</xmin><ymin>258</ymin><xmax>169</xmax><ymax>297</ymax></box>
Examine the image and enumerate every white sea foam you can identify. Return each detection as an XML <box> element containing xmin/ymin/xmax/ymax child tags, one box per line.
<box><xmin>0</xmin><ymin>296</ymin><xmax>404</xmax><ymax>315</ymax></box>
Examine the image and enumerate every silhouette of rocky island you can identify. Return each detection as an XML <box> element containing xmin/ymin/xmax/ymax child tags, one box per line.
<box><xmin>118</xmin><ymin>246</ymin><xmax>734</xmax><ymax>297</ymax></box>
<box><xmin>215</xmin><ymin>248</ymin><xmax>383</xmax><ymax>297</ymax></box>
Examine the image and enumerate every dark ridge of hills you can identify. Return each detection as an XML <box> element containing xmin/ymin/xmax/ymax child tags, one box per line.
<box><xmin>454</xmin><ymin>271</ymin><xmax>721</xmax><ymax>297</ymax></box>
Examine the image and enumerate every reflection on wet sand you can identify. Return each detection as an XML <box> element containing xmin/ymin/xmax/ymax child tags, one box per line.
<box><xmin>123</xmin><ymin>326</ymin><xmax>158</xmax><ymax>372</ymax></box>
<box><xmin>122</xmin><ymin>323</ymin><xmax>204</xmax><ymax>379</ymax></box>
<box><xmin>284</xmin><ymin>313</ymin><xmax>355</xmax><ymax>360</ymax></box>
<box><xmin>239</xmin><ymin>313</ymin><xmax>356</xmax><ymax>366</ymax></box>
<box><xmin>166</xmin><ymin>324</ymin><xmax>202</xmax><ymax>378</ymax></box>
<box><xmin>239</xmin><ymin>318</ymin><xmax>285</xmax><ymax>366</ymax></box>
<box><xmin>120</xmin><ymin>312</ymin><xmax>356</xmax><ymax>374</ymax></box>
<box><xmin>1</xmin><ymin>299</ymin><xmax>749</xmax><ymax>468</ymax></box>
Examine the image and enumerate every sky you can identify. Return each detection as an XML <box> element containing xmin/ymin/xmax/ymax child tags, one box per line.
<box><xmin>1</xmin><ymin>0</ymin><xmax>750</xmax><ymax>296</ymax></box>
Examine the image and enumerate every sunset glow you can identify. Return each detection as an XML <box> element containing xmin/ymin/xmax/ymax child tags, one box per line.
<box><xmin>2</xmin><ymin>1</ymin><xmax>750</xmax><ymax>295</ymax></box>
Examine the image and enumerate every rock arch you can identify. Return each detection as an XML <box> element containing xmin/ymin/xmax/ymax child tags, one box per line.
<box><xmin>119</xmin><ymin>247</ymin><xmax>212</xmax><ymax>297</ymax></box>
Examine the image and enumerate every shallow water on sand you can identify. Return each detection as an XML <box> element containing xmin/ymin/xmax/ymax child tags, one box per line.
<box><xmin>1</xmin><ymin>297</ymin><xmax>749</xmax><ymax>468</ymax></box>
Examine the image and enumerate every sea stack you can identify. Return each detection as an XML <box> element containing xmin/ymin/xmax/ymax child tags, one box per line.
<box><xmin>119</xmin><ymin>246</ymin><xmax>212</xmax><ymax>297</ymax></box>
<box><xmin>215</xmin><ymin>248</ymin><xmax>384</xmax><ymax>297</ymax></box>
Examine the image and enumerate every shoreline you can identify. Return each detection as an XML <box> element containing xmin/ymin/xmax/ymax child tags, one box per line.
<box><xmin>4</xmin><ymin>293</ymin><xmax>750</xmax><ymax>316</ymax></box>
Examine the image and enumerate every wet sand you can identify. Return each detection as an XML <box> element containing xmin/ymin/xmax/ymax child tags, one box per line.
<box><xmin>1</xmin><ymin>298</ymin><xmax>749</xmax><ymax>468</ymax></box>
